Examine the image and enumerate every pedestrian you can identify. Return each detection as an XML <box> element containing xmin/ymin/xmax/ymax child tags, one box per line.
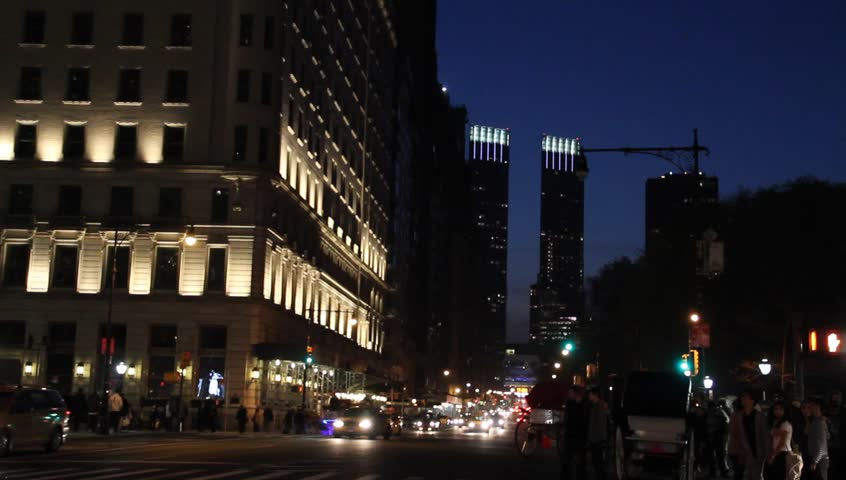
<box><xmin>586</xmin><ymin>387</ymin><xmax>608</xmax><ymax>480</ymax></box>
<box><xmin>118</xmin><ymin>391</ymin><xmax>131</xmax><ymax>431</ymax></box>
<box><xmin>707</xmin><ymin>399</ymin><xmax>732</xmax><ymax>478</ymax></box>
<box><xmin>691</xmin><ymin>403</ymin><xmax>709</xmax><ymax>474</ymax></box>
<box><xmin>804</xmin><ymin>398</ymin><xmax>829</xmax><ymax>480</ymax></box>
<box><xmin>108</xmin><ymin>389</ymin><xmax>124</xmax><ymax>434</ymax></box>
<box><xmin>197</xmin><ymin>402</ymin><xmax>208</xmax><ymax>432</ymax></box>
<box><xmin>164</xmin><ymin>401</ymin><xmax>173</xmax><ymax>432</ymax></box>
<box><xmin>69</xmin><ymin>388</ymin><xmax>87</xmax><ymax>432</ymax></box>
<box><xmin>728</xmin><ymin>391</ymin><xmax>770</xmax><ymax>480</ymax></box>
<box><xmin>87</xmin><ymin>392</ymin><xmax>100</xmax><ymax>432</ymax></box>
<box><xmin>236</xmin><ymin>405</ymin><xmax>248</xmax><ymax>434</ymax></box>
<box><xmin>561</xmin><ymin>385</ymin><xmax>588</xmax><ymax>480</ymax></box>
<box><xmin>294</xmin><ymin>407</ymin><xmax>305</xmax><ymax>434</ymax></box>
<box><xmin>824</xmin><ymin>391</ymin><xmax>842</xmax><ymax>480</ymax></box>
<box><xmin>763</xmin><ymin>401</ymin><xmax>793</xmax><ymax>480</ymax></box>
<box><xmin>263</xmin><ymin>404</ymin><xmax>274</xmax><ymax>433</ymax></box>
<box><xmin>283</xmin><ymin>409</ymin><xmax>294</xmax><ymax>434</ymax></box>
<box><xmin>208</xmin><ymin>401</ymin><xmax>218</xmax><ymax>433</ymax></box>
<box><xmin>253</xmin><ymin>406</ymin><xmax>262</xmax><ymax>432</ymax></box>
<box><xmin>151</xmin><ymin>404</ymin><xmax>160</xmax><ymax>430</ymax></box>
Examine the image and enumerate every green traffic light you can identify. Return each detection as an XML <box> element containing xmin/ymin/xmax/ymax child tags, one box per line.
<box><xmin>679</xmin><ymin>360</ymin><xmax>690</xmax><ymax>371</ymax></box>
<box><xmin>564</xmin><ymin>342</ymin><xmax>574</xmax><ymax>351</ymax></box>
<box><xmin>306</xmin><ymin>356</ymin><xmax>314</xmax><ymax>365</ymax></box>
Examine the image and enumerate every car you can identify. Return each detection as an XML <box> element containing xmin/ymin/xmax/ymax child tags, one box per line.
<box><xmin>464</xmin><ymin>415</ymin><xmax>505</xmax><ymax>434</ymax></box>
<box><xmin>411</xmin><ymin>413</ymin><xmax>440</xmax><ymax>432</ymax></box>
<box><xmin>0</xmin><ymin>385</ymin><xmax>70</xmax><ymax>456</ymax></box>
<box><xmin>332</xmin><ymin>408</ymin><xmax>393</xmax><ymax>439</ymax></box>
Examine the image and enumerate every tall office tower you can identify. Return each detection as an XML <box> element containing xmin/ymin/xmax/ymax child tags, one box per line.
<box><xmin>530</xmin><ymin>135</ymin><xmax>585</xmax><ymax>348</ymax></box>
<box><xmin>467</xmin><ymin>124</ymin><xmax>509</xmax><ymax>387</ymax></box>
<box><xmin>0</xmin><ymin>0</ymin><xmax>402</xmax><ymax>411</ymax></box>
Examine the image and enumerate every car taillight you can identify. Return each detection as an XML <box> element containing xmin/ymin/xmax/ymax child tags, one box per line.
<box><xmin>65</xmin><ymin>410</ymin><xmax>72</xmax><ymax>416</ymax></box>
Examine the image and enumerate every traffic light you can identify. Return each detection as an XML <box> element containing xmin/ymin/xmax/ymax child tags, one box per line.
<box><xmin>679</xmin><ymin>354</ymin><xmax>691</xmax><ymax>376</ymax></box>
<box><xmin>564</xmin><ymin>341</ymin><xmax>575</xmax><ymax>352</ymax></box>
<box><xmin>690</xmin><ymin>349</ymin><xmax>700</xmax><ymax>376</ymax></box>
<box><xmin>827</xmin><ymin>332</ymin><xmax>842</xmax><ymax>353</ymax></box>
<box><xmin>305</xmin><ymin>354</ymin><xmax>314</xmax><ymax>365</ymax></box>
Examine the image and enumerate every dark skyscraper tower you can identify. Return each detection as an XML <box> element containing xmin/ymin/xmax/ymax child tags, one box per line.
<box><xmin>468</xmin><ymin>124</ymin><xmax>510</xmax><ymax>385</ymax></box>
<box><xmin>530</xmin><ymin>135</ymin><xmax>585</xmax><ymax>348</ymax></box>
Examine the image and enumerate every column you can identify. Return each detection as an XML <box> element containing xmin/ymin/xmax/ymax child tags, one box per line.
<box><xmin>129</xmin><ymin>233</ymin><xmax>153</xmax><ymax>295</ymax></box>
<box><xmin>26</xmin><ymin>232</ymin><xmax>52</xmax><ymax>292</ymax></box>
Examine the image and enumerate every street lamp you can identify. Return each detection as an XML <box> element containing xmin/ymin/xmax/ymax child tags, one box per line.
<box><xmin>554</xmin><ymin>362</ymin><xmax>561</xmax><ymax>369</ymax></box>
<box><xmin>552</xmin><ymin>374</ymin><xmax>558</xmax><ymax>379</ymax></box>
<box><xmin>703</xmin><ymin>376</ymin><xmax>714</xmax><ymax>390</ymax></box>
<box><xmin>127</xmin><ymin>364</ymin><xmax>136</xmax><ymax>378</ymax></box>
<box><xmin>23</xmin><ymin>361</ymin><xmax>33</xmax><ymax>377</ymax></box>
<box><xmin>443</xmin><ymin>370</ymin><xmax>450</xmax><ymax>377</ymax></box>
<box><xmin>250</xmin><ymin>366</ymin><xmax>261</xmax><ymax>381</ymax></box>
<box><xmin>758</xmin><ymin>358</ymin><xmax>772</xmax><ymax>376</ymax></box>
<box><xmin>465</xmin><ymin>383</ymin><xmax>471</xmax><ymax>388</ymax></box>
<box><xmin>561</xmin><ymin>349</ymin><xmax>571</xmax><ymax>357</ymax></box>
<box><xmin>454</xmin><ymin>388</ymin><xmax>461</xmax><ymax>395</ymax></box>
<box><xmin>115</xmin><ymin>362</ymin><xmax>128</xmax><ymax>375</ymax></box>
<box><xmin>689</xmin><ymin>313</ymin><xmax>700</xmax><ymax>323</ymax></box>
<box><xmin>75</xmin><ymin>362</ymin><xmax>85</xmax><ymax>377</ymax></box>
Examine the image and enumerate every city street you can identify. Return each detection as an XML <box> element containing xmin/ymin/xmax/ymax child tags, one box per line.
<box><xmin>0</xmin><ymin>430</ymin><xmax>562</xmax><ymax>480</ymax></box>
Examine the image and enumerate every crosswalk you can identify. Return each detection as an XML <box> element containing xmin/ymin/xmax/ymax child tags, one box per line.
<box><xmin>0</xmin><ymin>466</ymin><xmax>448</xmax><ymax>480</ymax></box>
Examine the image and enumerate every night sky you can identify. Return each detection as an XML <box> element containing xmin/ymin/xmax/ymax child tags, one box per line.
<box><xmin>436</xmin><ymin>0</ymin><xmax>846</xmax><ymax>343</ymax></box>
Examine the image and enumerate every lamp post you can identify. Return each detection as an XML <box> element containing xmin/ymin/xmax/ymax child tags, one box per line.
<box><xmin>758</xmin><ymin>358</ymin><xmax>772</xmax><ymax>402</ymax></box>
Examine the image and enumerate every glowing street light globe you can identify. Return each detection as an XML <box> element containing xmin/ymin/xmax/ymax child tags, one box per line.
<box><xmin>115</xmin><ymin>362</ymin><xmax>128</xmax><ymax>375</ymax></box>
<box><xmin>758</xmin><ymin>359</ymin><xmax>772</xmax><ymax>376</ymax></box>
<box><xmin>689</xmin><ymin>313</ymin><xmax>700</xmax><ymax>323</ymax></box>
<box><xmin>703</xmin><ymin>376</ymin><xmax>714</xmax><ymax>390</ymax></box>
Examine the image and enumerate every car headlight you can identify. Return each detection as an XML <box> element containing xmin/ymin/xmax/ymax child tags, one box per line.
<box><xmin>430</xmin><ymin>421</ymin><xmax>438</xmax><ymax>427</ymax></box>
<box><xmin>457</xmin><ymin>419</ymin><xmax>464</xmax><ymax>425</ymax></box>
<box><xmin>359</xmin><ymin>419</ymin><xmax>372</xmax><ymax>429</ymax></box>
<box><xmin>415</xmin><ymin>421</ymin><xmax>423</xmax><ymax>426</ymax></box>
<box><xmin>468</xmin><ymin>422</ymin><xmax>476</xmax><ymax>428</ymax></box>
<box><xmin>483</xmin><ymin>420</ymin><xmax>492</xmax><ymax>428</ymax></box>
<box><xmin>498</xmin><ymin>419</ymin><xmax>505</xmax><ymax>425</ymax></box>
<box><xmin>333</xmin><ymin>420</ymin><xmax>344</xmax><ymax>429</ymax></box>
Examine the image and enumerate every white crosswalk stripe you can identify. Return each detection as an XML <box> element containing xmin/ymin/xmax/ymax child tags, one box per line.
<box><xmin>189</xmin><ymin>469</ymin><xmax>252</xmax><ymax>480</ymax></box>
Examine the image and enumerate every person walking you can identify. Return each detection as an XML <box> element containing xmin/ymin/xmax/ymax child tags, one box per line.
<box><xmin>805</xmin><ymin>398</ymin><xmax>829</xmax><ymax>480</ymax></box>
<box><xmin>108</xmin><ymin>390</ymin><xmax>124</xmax><ymax>434</ymax></box>
<box><xmin>586</xmin><ymin>387</ymin><xmax>608</xmax><ymax>480</ymax></box>
<box><xmin>824</xmin><ymin>391</ymin><xmax>842</xmax><ymax>480</ymax></box>
<box><xmin>253</xmin><ymin>406</ymin><xmax>262</xmax><ymax>432</ymax></box>
<box><xmin>86</xmin><ymin>392</ymin><xmax>100</xmax><ymax>432</ymax></box>
<box><xmin>69</xmin><ymin>388</ymin><xmax>86</xmax><ymax>432</ymax></box>
<box><xmin>707</xmin><ymin>400</ymin><xmax>732</xmax><ymax>478</ymax></box>
<box><xmin>763</xmin><ymin>401</ymin><xmax>793</xmax><ymax>480</ymax></box>
<box><xmin>118</xmin><ymin>392</ymin><xmax>131</xmax><ymax>431</ymax></box>
<box><xmin>691</xmin><ymin>403</ymin><xmax>709</xmax><ymax>474</ymax></box>
<box><xmin>561</xmin><ymin>386</ymin><xmax>588</xmax><ymax>480</ymax></box>
<box><xmin>263</xmin><ymin>404</ymin><xmax>274</xmax><ymax>433</ymax></box>
<box><xmin>236</xmin><ymin>405</ymin><xmax>248</xmax><ymax>434</ymax></box>
<box><xmin>208</xmin><ymin>401</ymin><xmax>218</xmax><ymax>433</ymax></box>
<box><xmin>283</xmin><ymin>408</ymin><xmax>294</xmax><ymax>434</ymax></box>
<box><xmin>728</xmin><ymin>391</ymin><xmax>770</xmax><ymax>480</ymax></box>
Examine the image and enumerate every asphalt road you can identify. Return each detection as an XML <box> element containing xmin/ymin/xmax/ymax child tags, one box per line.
<box><xmin>0</xmin><ymin>429</ymin><xmax>563</xmax><ymax>480</ymax></box>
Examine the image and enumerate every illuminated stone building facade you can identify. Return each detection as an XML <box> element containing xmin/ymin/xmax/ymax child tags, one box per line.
<box><xmin>0</xmin><ymin>0</ymin><xmax>396</xmax><ymax>416</ymax></box>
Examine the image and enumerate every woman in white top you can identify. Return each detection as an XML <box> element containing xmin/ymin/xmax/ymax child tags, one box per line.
<box><xmin>763</xmin><ymin>401</ymin><xmax>792</xmax><ymax>480</ymax></box>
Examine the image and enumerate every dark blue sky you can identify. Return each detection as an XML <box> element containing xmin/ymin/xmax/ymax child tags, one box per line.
<box><xmin>435</xmin><ymin>0</ymin><xmax>846</xmax><ymax>343</ymax></box>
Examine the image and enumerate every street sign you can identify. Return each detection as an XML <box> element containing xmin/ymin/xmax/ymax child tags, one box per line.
<box><xmin>690</xmin><ymin>324</ymin><xmax>711</xmax><ymax>348</ymax></box>
<box><xmin>180</xmin><ymin>351</ymin><xmax>191</xmax><ymax>369</ymax></box>
<box><xmin>164</xmin><ymin>371</ymin><xmax>181</xmax><ymax>383</ymax></box>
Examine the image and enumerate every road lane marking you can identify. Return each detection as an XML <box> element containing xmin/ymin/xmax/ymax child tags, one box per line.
<box><xmin>5</xmin><ymin>468</ymin><xmax>78</xmax><ymax>479</ymax></box>
<box><xmin>142</xmin><ymin>469</ymin><xmax>207</xmax><ymax>480</ymax></box>
<box><xmin>243</xmin><ymin>471</ymin><xmax>297</xmax><ymax>480</ymax></box>
<box><xmin>38</xmin><ymin>468</ymin><xmax>121</xmax><ymax>480</ymax></box>
<box><xmin>299</xmin><ymin>473</ymin><xmax>337</xmax><ymax>480</ymax></box>
<box><xmin>84</xmin><ymin>468</ymin><xmax>166</xmax><ymax>479</ymax></box>
<box><xmin>189</xmin><ymin>469</ymin><xmax>251</xmax><ymax>480</ymax></box>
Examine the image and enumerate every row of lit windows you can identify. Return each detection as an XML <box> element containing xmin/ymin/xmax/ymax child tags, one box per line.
<box><xmin>16</xmin><ymin>67</ymin><xmax>190</xmax><ymax>104</ymax></box>
<box><xmin>7</xmin><ymin>121</ymin><xmax>270</xmax><ymax>165</ymax></box>
<box><xmin>6</xmin><ymin>183</ymin><xmax>231</xmax><ymax>223</ymax></box>
<box><xmin>1</xmin><ymin>241</ymin><xmax>227</xmax><ymax>294</ymax></box>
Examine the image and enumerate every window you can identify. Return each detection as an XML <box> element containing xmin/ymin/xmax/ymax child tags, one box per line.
<box><xmin>51</xmin><ymin>246</ymin><xmax>78</xmax><ymax>288</ymax></box>
<box><xmin>239</xmin><ymin>14</ymin><xmax>253</xmax><ymax>46</ymax></box>
<box><xmin>109</xmin><ymin>186</ymin><xmax>134</xmax><ymax>217</ymax></box>
<box><xmin>114</xmin><ymin>125</ymin><xmax>137</xmax><ymax>160</ymax></box>
<box><xmin>70</xmin><ymin>12</ymin><xmax>93</xmax><ymax>45</ymax></box>
<box><xmin>236</xmin><ymin>70</ymin><xmax>251</xmax><ymax>102</ymax></box>
<box><xmin>2</xmin><ymin>245</ymin><xmax>30</xmax><ymax>287</ymax></box>
<box><xmin>165</xmin><ymin>70</ymin><xmax>189</xmax><ymax>103</ymax></box>
<box><xmin>18</xmin><ymin>67</ymin><xmax>42</xmax><ymax>101</ymax></box>
<box><xmin>65</xmin><ymin>68</ymin><xmax>90</xmax><ymax>102</ymax></box>
<box><xmin>261</xmin><ymin>72</ymin><xmax>271</xmax><ymax>105</ymax></box>
<box><xmin>162</xmin><ymin>125</ymin><xmax>185</xmax><ymax>162</ymax></box>
<box><xmin>154</xmin><ymin>247</ymin><xmax>179</xmax><ymax>291</ymax></box>
<box><xmin>233</xmin><ymin>126</ymin><xmax>247</xmax><ymax>162</ymax></box>
<box><xmin>211</xmin><ymin>189</ymin><xmax>229</xmax><ymax>222</ymax></box>
<box><xmin>23</xmin><ymin>11</ymin><xmax>45</xmax><ymax>44</ymax></box>
<box><xmin>122</xmin><ymin>14</ymin><xmax>144</xmax><ymax>46</ymax></box>
<box><xmin>14</xmin><ymin>125</ymin><xmax>37</xmax><ymax>159</ymax></box>
<box><xmin>117</xmin><ymin>69</ymin><xmax>141</xmax><ymax>102</ymax></box>
<box><xmin>258</xmin><ymin>127</ymin><xmax>269</xmax><ymax>164</ymax></box>
<box><xmin>0</xmin><ymin>322</ymin><xmax>26</xmax><ymax>346</ymax></box>
<box><xmin>200</xmin><ymin>326</ymin><xmax>227</xmax><ymax>349</ymax></box>
<box><xmin>150</xmin><ymin>325</ymin><xmax>177</xmax><ymax>348</ymax></box>
<box><xmin>263</xmin><ymin>16</ymin><xmax>274</xmax><ymax>49</ymax></box>
<box><xmin>170</xmin><ymin>14</ymin><xmax>192</xmax><ymax>46</ymax></box>
<box><xmin>57</xmin><ymin>186</ymin><xmax>82</xmax><ymax>216</ymax></box>
<box><xmin>105</xmin><ymin>246</ymin><xmax>130</xmax><ymax>289</ymax></box>
<box><xmin>207</xmin><ymin>248</ymin><xmax>226</xmax><ymax>292</ymax></box>
<box><xmin>63</xmin><ymin>124</ymin><xmax>86</xmax><ymax>160</ymax></box>
<box><xmin>158</xmin><ymin>187</ymin><xmax>182</xmax><ymax>218</ymax></box>
<box><xmin>9</xmin><ymin>185</ymin><xmax>33</xmax><ymax>215</ymax></box>
<box><xmin>147</xmin><ymin>355</ymin><xmax>175</xmax><ymax>398</ymax></box>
